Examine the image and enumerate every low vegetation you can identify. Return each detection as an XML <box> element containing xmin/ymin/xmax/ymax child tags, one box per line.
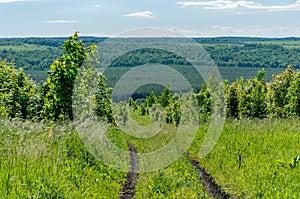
<box><xmin>188</xmin><ymin>119</ymin><xmax>300</xmax><ymax>198</ymax></box>
<box><xmin>0</xmin><ymin>120</ymin><xmax>126</xmax><ymax>198</ymax></box>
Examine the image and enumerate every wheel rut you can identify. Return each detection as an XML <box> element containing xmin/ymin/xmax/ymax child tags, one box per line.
<box><xmin>119</xmin><ymin>144</ymin><xmax>139</xmax><ymax>199</ymax></box>
<box><xmin>119</xmin><ymin>145</ymin><xmax>236</xmax><ymax>199</ymax></box>
<box><xmin>187</xmin><ymin>154</ymin><xmax>237</xmax><ymax>199</ymax></box>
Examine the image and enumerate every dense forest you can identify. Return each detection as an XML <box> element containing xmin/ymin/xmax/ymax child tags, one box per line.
<box><xmin>0</xmin><ymin>37</ymin><xmax>300</xmax><ymax>72</ymax></box>
<box><xmin>0</xmin><ymin>37</ymin><xmax>105</xmax><ymax>70</ymax></box>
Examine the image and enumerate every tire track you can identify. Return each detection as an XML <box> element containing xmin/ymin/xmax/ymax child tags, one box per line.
<box><xmin>187</xmin><ymin>154</ymin><xmax>236</xmax><ymax>199</ymax></box>
<box><xmin>119</xmin><ymin>144</ymin><xmax>139</xmax><ymax>199</ymax></box>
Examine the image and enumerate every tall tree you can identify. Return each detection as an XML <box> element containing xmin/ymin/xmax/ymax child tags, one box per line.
<box><xmin>42</xmin><ymin>32</ymin><xmax>96</xmax><ymax>120</ymax></box>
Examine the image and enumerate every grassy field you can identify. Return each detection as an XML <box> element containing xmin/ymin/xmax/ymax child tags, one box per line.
<box><xmin>0</xmin><ymin>120</ymin><xmax>126</xmax><ymax>198</ymax></box>
<box><xmin>116</xmin><ymin>108</ymin><xmax>300</xmax><ymax>198</ymax></box>
<box><xmin>1</xmin><ymin>116</ymin><xmax>300</xmax><ymax>198</ymax></box>
<box><xmin>188</xmin><ymin>118</ymin><xmax>300</xmax><ymax>198</ymax></box>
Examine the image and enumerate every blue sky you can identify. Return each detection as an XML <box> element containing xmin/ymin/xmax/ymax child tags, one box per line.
<box><xmin>0</xmin><ymin>0</ymin><xmax>300</xmax><ymax>37</ymax></box>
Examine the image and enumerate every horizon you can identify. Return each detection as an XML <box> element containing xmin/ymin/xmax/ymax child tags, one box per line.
<box><xmin>1</xmin><ymin>35</ymin><xmax>300</xmax><ymax>39</ymax></box>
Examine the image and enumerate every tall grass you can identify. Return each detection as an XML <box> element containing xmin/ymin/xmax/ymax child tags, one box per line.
<box><xmin>2</xmin><ymin>117</ymin><xmax>300</xmax><ymax>198</ymax></box>
<box><xmin>188</xmin><ymin>118</ymin><xmax>300</xmax><ymax>198</ymax></box>
<box><xmin>0</xmin><ymin>119</ymin><xmax>126</xmax><ymax>198</ymax></box>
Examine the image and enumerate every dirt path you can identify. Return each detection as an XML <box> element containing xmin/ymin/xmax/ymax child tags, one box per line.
<box><xmin>119</xmin><ymin>144</ymin><xmax>139</xmax><ymax>199</ymax></box>
<box><xmin>187</xmin><ymin>154</ymin><xmax>235</xmax><ymax>199</ymax></box>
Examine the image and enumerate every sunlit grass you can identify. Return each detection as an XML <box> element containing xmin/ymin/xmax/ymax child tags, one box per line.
<box><xmin>0</xmin><ymin>120</ymin><xmax>126</xmax><ymax>198</ymax></box>
<box><xmin>188</xmin><ymin>118</ymin><xmax>300</xmax><ymax>198</ymax></box>
<box><xmin>2</xmin><ymin>118</ymin><xmax>300</xmax><ymax>198</ymax></box>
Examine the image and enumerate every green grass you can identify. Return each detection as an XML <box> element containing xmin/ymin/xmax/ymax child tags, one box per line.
<box><xmin>2</xmin><ymin>117</ymin><xmax>300</xmax><ymax>198</ymax></box>
<box><xmin>188</xmin><ymin>118</ymin><xmax>300</xmax><ymax>198</ymax></box>
<box><xmin>129</xmin><ymin>108</ymin><xmax>151</xmax><ymax>126</ymax></box>
<box><xmin>107</xmin><ymin>109</ymin><xmax>211</xmax><ymax>198</ymax></box>
<box><xmin>134</xmin><ymin>157</ymin><xmax>210</xmax><ymax>198</ymax></box>
<box><xmin>0</xmin><ymin>120</ymin><xmax>126</xmax><ymax>198</ymax></box>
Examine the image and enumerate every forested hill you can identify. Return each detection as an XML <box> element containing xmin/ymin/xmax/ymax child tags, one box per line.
<box><xmin>0</xmin><ymin>36</ymin><xmax>300</xmax><ymax>71</ymax></box>
<box><xmin>0</xmin><ymin>37</ymin><xmax>106</xmax><ymax>70</ymax></box>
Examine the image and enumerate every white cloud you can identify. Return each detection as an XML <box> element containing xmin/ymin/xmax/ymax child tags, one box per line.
<box><xmin>177</xmin><ymin>0</ymin><xmax>300</xmax><ymax>11</ymax></box>
<box><xmin>123</xmin><ymin>11</ymin><xmax>155</xmax><ymax>18</ymax></box>
<box><xmin>45</xmin><ymin>20</ymin><xmax>77</xmax><ymax>23</ymax></box>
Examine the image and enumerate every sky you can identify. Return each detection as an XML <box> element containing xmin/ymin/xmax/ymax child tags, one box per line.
<box><xmin>0</xmin><ymin>0</ymin><xmax>300</xmax><ymax>37</ymax></box>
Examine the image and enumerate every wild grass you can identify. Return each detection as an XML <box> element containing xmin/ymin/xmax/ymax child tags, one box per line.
<box><xmin>2</xmin><ymin>117</ymin><xmax>300</xmax><ymax>198</ymax></box>
<box><xmin>0</xmin><ymin>119</ymin><xmax>126</xmax><ymax>199</ymax></box>
<box><xmin>134</xmin><ymin>157</ymin><xmax>210</xmax><ymax>198</ymax></box>
<box><xmin>188</xmin><ymin>118</ymin><xmax>300</xmax><ymax>198</ymax></box>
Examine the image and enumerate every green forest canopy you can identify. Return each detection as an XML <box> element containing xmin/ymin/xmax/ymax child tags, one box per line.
<box><xmin>0</xmin><ymin>37</ymin><xmax>300</xmax><ymax>71</ymax></box>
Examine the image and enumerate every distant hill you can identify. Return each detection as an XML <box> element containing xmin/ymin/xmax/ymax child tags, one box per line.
<box><xmin>0</xmin><ymin>36</ymin><xmax>299</xmax><ymax>83</ymax></box>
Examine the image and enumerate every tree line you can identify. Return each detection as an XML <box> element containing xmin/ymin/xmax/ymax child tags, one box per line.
<box><xmin>1</xmin><ymin>34</ymin><xmax>300</xmax><ymax>124</ymax></box>
<box><xmin>120</xmin><ymin>65</ymin><xmax>300</xmax><ymax>125</ymax></box>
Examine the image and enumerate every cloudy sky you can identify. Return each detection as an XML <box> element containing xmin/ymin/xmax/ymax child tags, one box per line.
<box><xmin>0</xmin><ymin>0</ymin><xmax>300</xmax><ymax>37</ymax></box>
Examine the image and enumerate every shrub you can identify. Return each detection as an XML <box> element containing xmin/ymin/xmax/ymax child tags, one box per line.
<box><xmin>0</xmin><ymin>59</ymin><xmax>39</xmax><ymax>119</ymax></box>
<box><xmin>267</xmin><ymin>65</ymin><xmax>295</xmax><ymax>117</ymax></box>
<box><xmin>285</xmin><ymin>72</ymin><xmax>300</xmax><ymax>117</ymax></box>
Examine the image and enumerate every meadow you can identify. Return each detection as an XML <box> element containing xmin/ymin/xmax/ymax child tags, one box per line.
<box><xmin>188</xmin><ymin>118</ymin><xmax>300</xmax><ymax>198</ymax></box>
<box><xmin>0</xmin><ymin>120</ymin><xmax>126</xmax><ymax>198</ymax></box>
<box><xmin>1</xmin><ymin>117</ymin><xmax>299</xmax><ymax>198</ymax></box>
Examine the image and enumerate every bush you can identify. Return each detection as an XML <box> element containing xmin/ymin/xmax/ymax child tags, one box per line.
<box><xmin>285</xmin><ymin>72</ymin><xmax>300</xmax><ymax>117</ymax></box>
<box><xmin>0</xmin><ymin>59</ymin><xmax>39</xmax><ymax>119</ymax></box>
<box><xmin>267</xmin><ymin>65</ymin><xmax>295</xmax><ymax>117</ymax></box>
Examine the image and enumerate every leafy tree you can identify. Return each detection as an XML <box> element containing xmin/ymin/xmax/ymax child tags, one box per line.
<box><xmin>129</xmin><ymin>97</ymin><xmax>138</xmax><ymax>111</ymax></box>
<box><xmin>95</xmin><ymin>74</ymin><xmax>115</xmax><ymax>124</ymax></box>
<box><xmin>42</xmin><ymin>32</ymin><xmax>96</xmax><ymax>121</ymax></box>
<box><xmin>139</xmin><ymin>103</ymin><xmax>147</xmax><ymax>116</ymax></box>
<box><xmin>128</xmin><ymin>97</ymin><xmax>134</xmax><ymax>107</ymax></box>
<box><xmin>196</xmin><ymin>84</ymin><xmax>211</xmax><ymax>122</ymax></box>
<box><xmin>236</xmin><ymin>78</ymin><xmax>251</xmax><ymax>118</ymax></box>
<box><xmin>225</xmin><ymin>81</ymin><xmax>239</xmax><ymax>119</ymax></box>
<box><xmin>163</xmin><ymin>94</ymin><xmax>181</xmax><ymax>126</ymax></box>
<box><xmin>239</xmin><ymin>70</ymin><xmax>267</xmax><ymax>118</ymax></box>
<box><xmin>172</xmin><ymin>95</ymin><xmax>181</xmax><ymax>126</ymax></box>
<box><xmin>146</xmin><ymin>91</ymin><xmax>157</xmax><ymax>108</ymax></box>
<box><xmin>268</xmin><ymin>65</ymin><xmax>295</xmax><ymax>117</ymax></box>
<box><xmin>250</xmin><ymin>70</ymin><xmax>268</xmax><ymax>118</ymax></box>
<box><xmin>159</xmin><ymin>87</ymin><xmax>171</xmax><ymax>108</ymax></box>
<box><xmin>165</xmin><ymin>103</ymin><xmax>173</xmax><ymax>124</ymax></box>
<box><xmin>198</xmin><ymin>69</ymin><xmax>226</xmax><ymax>122</ymax></box>
<box><xmin>285</xmin><ymin>72</ymin><xmax>300</xmax><ymax>117</ymax></box>
<box><xmin>0</xmin><ymin>59</ymin><xmax>38</xmax><ymax>119</ymax></box>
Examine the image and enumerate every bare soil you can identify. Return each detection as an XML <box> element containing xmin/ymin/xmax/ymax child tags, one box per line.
<box><xmin>119</xmin><ymin>144</ymin><xmax>139</xmax><ymax>199</ymax></box>
<box><xmin>188</xmin><ymin>154</ymin><xmax>236</xmax><ymax>199</ymax></box>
